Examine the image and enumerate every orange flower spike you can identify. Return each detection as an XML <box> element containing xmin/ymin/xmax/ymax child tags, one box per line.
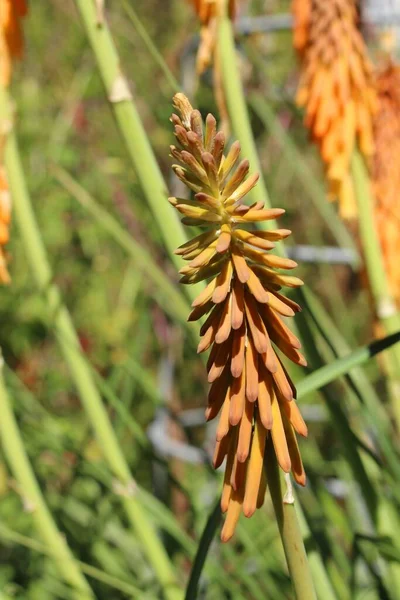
<box><xmin>372</xmin><ymin>62</ymin><xmax>400</xmax><ymax>306</ymax></box>
<box><xmin>292</xmin><ymin>0</ymin><xmax>311</xmax><ymax>54</ymax></box>
<box><xmin>293</xmin><ymin>0</ymin><xmax>376</xmax><ymax>219</ymax></box>
<box><xmin>169</xmin><ymin>94</ymin><xmax>308</xmax><ymax>541</ymax></box>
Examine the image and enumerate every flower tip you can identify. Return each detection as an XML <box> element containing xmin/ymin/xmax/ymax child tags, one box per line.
<box><xmin>242</xmin><ymin>503</ymin><xmax>256</xmax><ymax>519</ymax></box>
<box><xmin>237</xmin><ymin>450</ymin><xmax>248</xmax><ymax>463</ymax></box>
<box><xmin>172</xmin><ymin>93</ymin><xmax>194</xmax><ymax>128</ymax></box>
<box><xmin>229</xmin><ymin>413</ymin><xmax>241</xmax><ymax>427</ymax></box>
<box><xmin>201</xmin><ymin>151</ymin><xmax>214</xmax><ymax>165</ymax></box>
<box><xmin>220</xmin><ymin>528</ymin><xmax>234</xmax><ymax>543</ymax></box>
<box><xmin>295</xmin><ymin>472</ymin><xmax>307</xmax><ymax>487</ymax></box>
<box><xmin>206</xmin><ymin>113</ymin><xmax>217</xmax><ymax>128</ymax></box>
<box><xmin>220</xmin><ymin>498</ymin><xmax>229</xmax><ymax>514</ymax></box>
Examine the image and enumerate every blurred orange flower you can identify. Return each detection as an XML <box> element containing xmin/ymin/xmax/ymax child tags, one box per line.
<box><xmin>372</xmin><ymin>62</ymin><xmax>400</xmax><ymax>305</ymax></box>
<box><xmin>188</xmin><ymin>0</ymin><xmax>237</xmax><ymax>74</ymax></box>
<box><xmin>1</xmin><ymin>0</ymin><xmax>27</xmax><ymax>87</ymax></box>
<box><xmin>293</xmin><ymin>0</ymin><xmax>376</xmax><ymax>218</ymax></box>
<box><xmin>0</xmin><ymin>0</ymin><xmax>27</xmax><ymax>283</ymax></box>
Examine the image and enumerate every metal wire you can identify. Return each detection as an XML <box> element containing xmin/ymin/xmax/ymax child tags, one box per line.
<box><xmin>236</xmin><ymin>9</ymin><xmax>400</xmax><ymax>36</ymax></box>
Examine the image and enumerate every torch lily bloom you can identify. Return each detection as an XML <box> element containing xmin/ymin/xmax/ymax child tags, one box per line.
<box><xmin>169</xmin><ymin>93</ymin><xmax>307</xmax><ymax>541</ymax></box>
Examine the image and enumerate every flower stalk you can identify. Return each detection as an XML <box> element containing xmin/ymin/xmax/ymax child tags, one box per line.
<box><xmin>73</xmin><ymin>0</ymin><xmax>185</xmax><ymax>268</ymax></box>
<box><xmin>352</xmin><ymin>150</ymin><xmax>400</xmax><ymax>431</ymax></box>
<box><xmin>266</xmin><ymin>436</ymin><xmax>317</xmax><ymax>600</ymax></box>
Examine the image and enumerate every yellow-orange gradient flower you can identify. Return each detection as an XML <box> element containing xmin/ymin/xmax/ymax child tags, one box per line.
<box><xmin>0</xmin><ymin>0</ymin><xmax>27</xmax><ymax>87</ymax></box>
<box><xmin>293</xmin><ymin>0</ymin><xmax>376</xmax><ymax>218</ymax></box>
<box><xmin>169</xmin><ymin>93</ymin><xmax>308</xmax><ymax>541</ymax></box>
<box><xmin>188</xmin><ymin>0</ymin><xmax>236</xmax><ymax>74</ymax></box>
<box><xmin>0</xmin><ymin>0</ymin><xmax>27</xmax><ymax>283</ymax></box>
<box><xmin>372</xmin><ymin>62</ymin><xmax>400</xmax><ymax>305</ymax></box>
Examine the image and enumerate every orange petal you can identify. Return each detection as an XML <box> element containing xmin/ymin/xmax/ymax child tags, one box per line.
<box><xmin>243</xmin><ymin>411</ymin><xmax>267</xmax><ymax>517</ymax></box>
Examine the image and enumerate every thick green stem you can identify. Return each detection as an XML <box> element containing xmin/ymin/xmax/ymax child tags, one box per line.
<box><xmin>352</xmin><ymin>151</ymin><xmax>400</xmax><ymax>430</ymax></box>
<box><xmin>0</xmin><ymin>87</ymin><xmax>181</xmax><ymax>600</ymax></box>
<box><xmin>73</xmin><ymin>1</ymin><xmax>205</xmax><ymax>300</ymax></box>
<box><xmin>218</xmin><ymin>15</ymin><xmax>272</xmax><ymax>212</ymax></box>
<box><xmin>265</xmin><ymin>437</ymin><xmax>317</xmax><ymax>600</ymax></box>
<box><xmin>74</xmin><ymin>0</ymin><xmax>183</xmax><ymax>261</ymax></box>
<box><xmin>0</xmin><ymin>364</ymin><xmax>93</xmax><ymax>598</ymax></box>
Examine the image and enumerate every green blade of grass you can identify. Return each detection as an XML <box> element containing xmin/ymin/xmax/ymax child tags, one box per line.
<box><xmin>121</xmin><ymin>1</ymin><xmax>179</xmax><ymax>92</ymax></box>
<box><xmin>297</xmin><ymin>330</ymin><xmax>400</xmax><ymax>400</ymax></box>
<box><xmin>52</xmin><ymin>165</ymin><xmax>196</xmax><ymax>344</ymax></box>
<box><xmin>0</xmin><ymin>365</ymin><xmax>93</xmax><ymax>598</ymax></box>
<box><xmin>352</xmin><ymin>151</ymin><xmax>400</xmax><ymax>432</ymax></box>
<box><xmin>300</xmin><ymin>288</ymin><xmax>400</xmax><ymax>481</ymax></box>
<box><xmin>0</xmin><ymin>524</ymin><xmax>147</xmax><ymax>598</ymax></box>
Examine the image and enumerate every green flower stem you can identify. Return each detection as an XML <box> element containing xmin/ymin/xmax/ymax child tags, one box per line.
<box><xmin>293</xmin><ymin>498</ymin><xmax>338</xmax><ymax>600</ymax></box>
<box><xmin>0</xmin><ymin>364</ymin><xmax>93</xmax><ymax>598</ymax></box>
<box><xmin>73</xmin><ymin>0</ymin><xmax>202</xmax><ymax>304</ymax></box>
<box><xmin>218</xmin><ymin>15</ymin><xmax>272</xmax><ymax>213</ymax></box>
<box><xmin>74</xmin><ymin>0</ymin><xmax>182</xmax><ymax>261</ymax></box>
<box><xmin>352</xmin><ymin>151</ymin><xmax>400</xmax><ymax>430</ymax></box>
<box><xmin>265</xmin><ymin>437</ymin><xmax>317</xmax><ymax>600</ymax></box>
<box><xmin>0</xmin><ymin>88</ymin><xmax>181</xmax><ymax>600</ymax></box>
